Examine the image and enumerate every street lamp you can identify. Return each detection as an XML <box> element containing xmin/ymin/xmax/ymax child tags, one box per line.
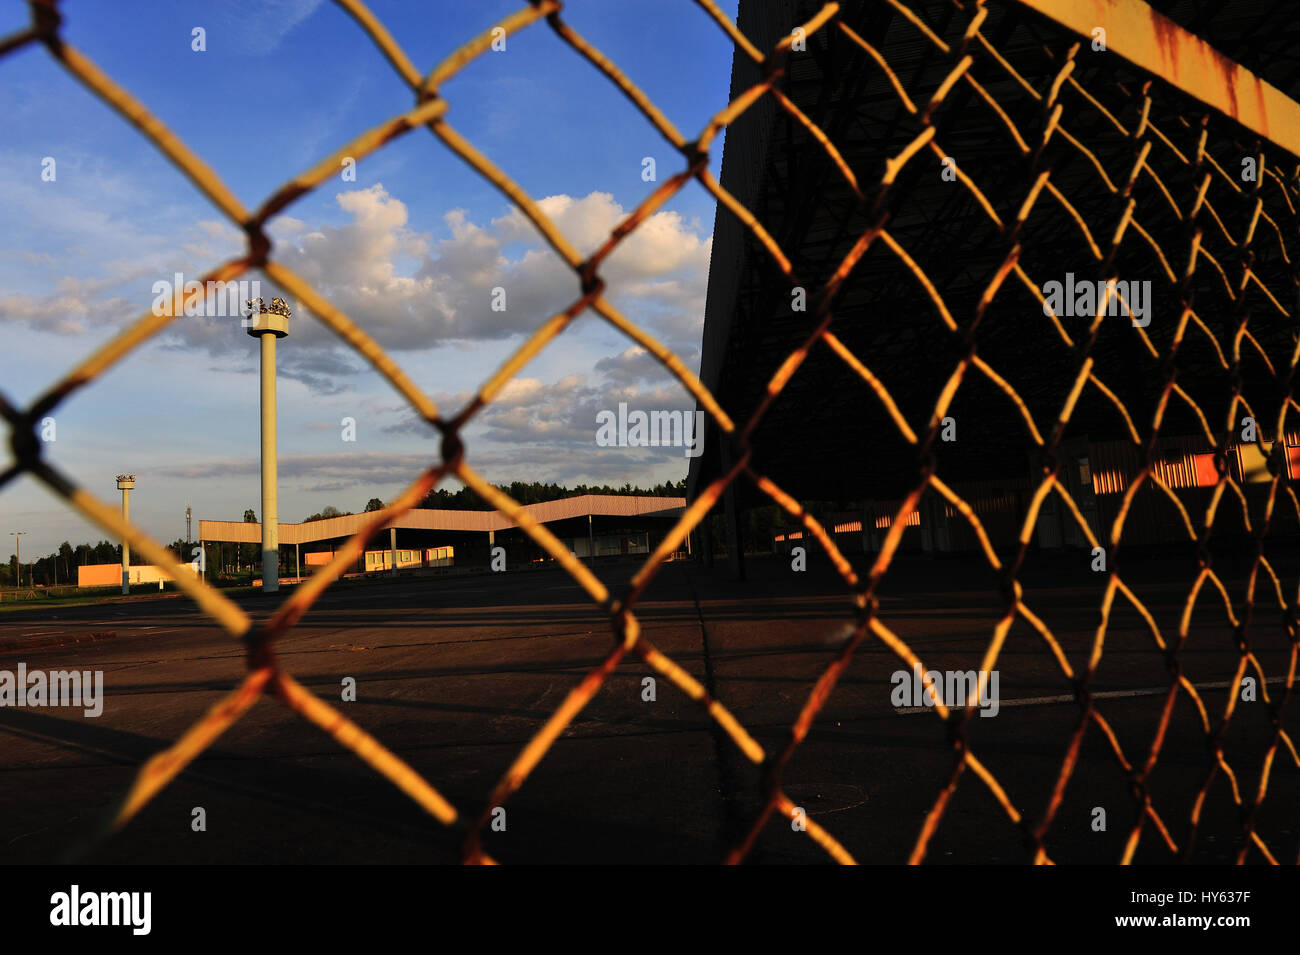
<box><xmin>9</xmin><ymin>531</ymin><xmax>25</xmax><ymax>589</ymax></box>
<box><xmin>245</xmin><ymin>296</ymin><xmax>289</xmax><ymax>594</ymax></box>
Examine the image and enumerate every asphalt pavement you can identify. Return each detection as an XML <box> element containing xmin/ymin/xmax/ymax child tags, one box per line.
<box><xmin>1</xmin><ymin>550</ymin><xmax>1296</xmax><ymax>864</ymax></box>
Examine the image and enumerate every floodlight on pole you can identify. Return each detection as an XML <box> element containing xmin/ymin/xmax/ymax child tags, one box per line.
<box><xmin>116</xmin><ymin>474</ymin><xmax>134</xmax><ymax>594</ymax></box>
<box><xmin>245</xmin><ymin>296</ymin><xmax>290</xmax><ymax>594</ymax></box>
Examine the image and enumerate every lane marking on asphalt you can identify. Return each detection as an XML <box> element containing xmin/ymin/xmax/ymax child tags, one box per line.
<box><xmin>896</xmin><ymin>677</ymin><xmax>1287</xmax><ymax>714</ymax></box>
<box><xmin>7</xmin><ymin>626</ymin><xmax>181</xmax><ymax>642</ymax></box>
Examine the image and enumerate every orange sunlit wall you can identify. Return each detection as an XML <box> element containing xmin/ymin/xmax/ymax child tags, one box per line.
<box><xmin>875</xmin><ymin>511</ymin><xmax>921</xmax><ymax>529</ymax></box>
<box><xmin>1191</xmin><ymin>453</ymin><xmax>1219</xmax><ymax>487</ymax></box>
<box><xmin>1090</xmin><ymin>444</ymin><xmax>1248</xmax><ymax>494</ymax></box>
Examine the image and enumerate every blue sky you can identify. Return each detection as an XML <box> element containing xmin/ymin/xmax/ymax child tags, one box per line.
<box><xmin>0</xmin><ymin>0</ymin><xmax>741</xmax><ymax>559</ymax></box>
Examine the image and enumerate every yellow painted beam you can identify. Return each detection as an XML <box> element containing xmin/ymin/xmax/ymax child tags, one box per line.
<box><xmin>1013</xmin><ymin>0</ymin><xmax>1300</xmax><ymax>158</ymax></box>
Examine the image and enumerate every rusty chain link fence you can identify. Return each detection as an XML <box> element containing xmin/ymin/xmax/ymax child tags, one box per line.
<box><xmin>2</xmin><ymin>0</ymin><xmax>1298</xmax><ymax>864</ymax></box>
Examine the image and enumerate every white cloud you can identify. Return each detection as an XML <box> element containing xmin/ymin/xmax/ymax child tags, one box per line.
<box><xmin>263</xmin><ymin>184</ymin><xmax>709</xmax><ymax>357</ymax></box>
<box><xmin>217</xmin><ymin>0</ymin><xmax>326</xmax><ymax>56</ymax></box>
<box><xmin>2</xmin><ymin>183</ymin><xmax>712</xmax><ymax>400</ymax></box>
<box><xmin>381</xmin><ymin>362</ymin><xmax>699</xmax><ymax>484</ymax></box>
<box><xmin>594</xmin><ymin>344</ymin><xmax>695</xmax><ymax>384</ymax></box>
<box><xmin>156</xmin><ymin>450</ymin><xmax>436</xmax><ymax>500</ymax></box>
<box><xmin>0</xmin><ymin>268</ymin><xmax>152</xmax><ymax>336</ymax></box>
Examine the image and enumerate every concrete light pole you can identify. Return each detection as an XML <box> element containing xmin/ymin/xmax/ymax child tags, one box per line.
<box><xmin>246</xmin><ymin>297</ymin><xmax>290</xmax><ymax>594</ymax></box>
<box><xmin>116</xmin><ymin>474</ymin><xmax>135</xmax><ymax>594</ymax></box>
<box><xmin>9</xmin><ymin>531</ymin><xmax>25</xmax><ymax>590</ymax></box>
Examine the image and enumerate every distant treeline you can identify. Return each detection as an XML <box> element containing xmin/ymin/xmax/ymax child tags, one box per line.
<box><xmin>416</xmin><ymin>480</ymin><xmax>687</xmax><ymax>510</ymax></box>
<box><xmin>298</xmin><ymin>481</ymin><xmax>688</xmax><ymax>522</ymax></box>
<box><xmin>4</xmin><ymin>540</ymin><xmax>123</xmax><ymax>588</ymax></box>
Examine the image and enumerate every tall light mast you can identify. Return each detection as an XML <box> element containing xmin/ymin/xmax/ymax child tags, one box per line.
<box><xmin>245</xmin><ymin>297</ymin><xmax>290</xmax><ymax>593</ymax></box>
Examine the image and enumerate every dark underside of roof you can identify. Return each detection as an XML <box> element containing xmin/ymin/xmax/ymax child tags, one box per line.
<box><xmin>689</xmin><ymin>0</ymin><xmax>1300</xmax><ymax>508</ymax></box>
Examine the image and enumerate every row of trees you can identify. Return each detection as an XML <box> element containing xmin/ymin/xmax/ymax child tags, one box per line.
<box><xmin>1</xmin><ymin>537</ymin><xmax>245</xmax><ymax>588</ymax></box>
<box><xmin>416</xmin><ymin>480</ymin><xmax>688</xmax><ymax>511</ymax></box>
<box><xmin>1</xmin><ymin>538</ymin><xmax>225</xmax><ymax>588</ymax></box>
<box><xmin>2</xmin><ymin>540</ymin><xmax>123</xmax><ymax>588</ymax></box>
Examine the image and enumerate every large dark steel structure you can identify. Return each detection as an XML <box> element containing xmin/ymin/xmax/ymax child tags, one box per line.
<box><xmin>688</xmin><ymin>0</ymin><xmax>1300</xmax><ymax>573</ymax></box>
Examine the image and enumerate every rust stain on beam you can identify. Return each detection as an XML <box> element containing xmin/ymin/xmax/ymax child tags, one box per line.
<box><xmin>1013</xmin><ymin>0</ymin><xmax>1300</xmax><ymax>158</ymax></box>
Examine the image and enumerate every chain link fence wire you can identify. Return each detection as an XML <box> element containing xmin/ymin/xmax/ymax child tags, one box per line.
<box><xmin>1</xmin><ymin>0</ymin><xmax>1297</xmax><ymax>864</ymax></box>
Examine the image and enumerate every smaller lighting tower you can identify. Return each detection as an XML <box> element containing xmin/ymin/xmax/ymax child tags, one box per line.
<box><xmin>116</xmin><ymin>474</ymin><xmax>135</xmax><ymax>594</ymax></box>
<box><xmin>9</xmin><ymin>531</ymin><xmax>25</xmax><ymax>590</ymax></box>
